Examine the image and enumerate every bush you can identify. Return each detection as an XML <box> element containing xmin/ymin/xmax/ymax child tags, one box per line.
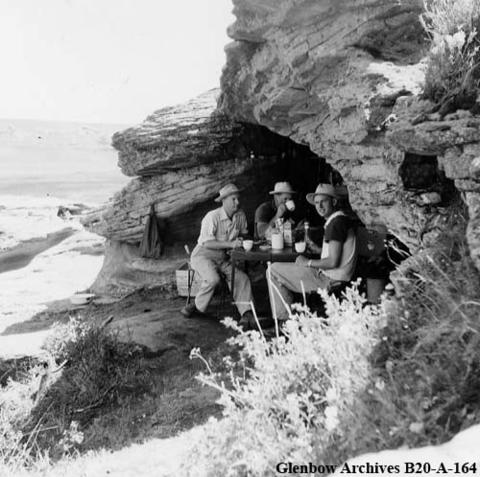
<box><xmin>26</xmin><ymin>319</ymin><xmax>151</xmax><ymax>458</ymax></box>
<box><xmin>183</xmin><ymin>285</ymin><xmax>385</xmax><ymax>476</ymax></box>
<box><xmin>183</xmin><ymin>208</ymin><xmax>480</xmax><ymax>474</ymax></box>
<box><xmin>324</xmin><ymin>217</ymin><xmax>480</xmax><ymax>462</ymax></box>
<box><xmin>421</xmin><ymin>0</ymin><xmax>480</xmax><ymax>108</ymax></box>
<box><xmin>0</xmin><ymin>318</ymin><xmax>151</xmax><ymax>473</ymax></box>
<box><xmin>0</xmin><ymin>360</ymin><xmax>49</xmax><ymax>471</ymax></box>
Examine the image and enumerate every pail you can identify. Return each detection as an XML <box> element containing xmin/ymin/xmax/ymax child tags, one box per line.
<box><xmin>367</xmin><ymin>278</ymin><xmax>387</xmax><ymax>304</ymax></box>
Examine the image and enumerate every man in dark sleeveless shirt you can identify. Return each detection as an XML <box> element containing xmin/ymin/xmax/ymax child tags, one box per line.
<box><xmin>267</xmin><ymin>184</ymin><xmax>357</xmax><ymax>322</ymax></box>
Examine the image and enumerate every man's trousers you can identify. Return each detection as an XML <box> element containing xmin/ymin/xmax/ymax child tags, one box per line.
<box><xmin>191</xmin><ymin>254</ymin><xmax>253</xmax><ymax>316</ymax></box>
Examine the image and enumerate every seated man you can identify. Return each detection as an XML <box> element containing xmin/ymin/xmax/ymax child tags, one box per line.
<box><xmin>254</xmin><ymin>182</ymin><xmax>296</xmax><ymax>240</ymax></box>
<box><xmin>181</xmin><ymin>183</ymin><xmax>256</xmax><ymax>329</ymax></box>
<box><xmin>267</xmin><ymin>183</ymin><xmax>357</xmax><ymax>322</ymax></box>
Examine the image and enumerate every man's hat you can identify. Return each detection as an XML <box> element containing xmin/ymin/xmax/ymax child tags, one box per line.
<box><xmin>306</xmin><ymin>183</ymin><xmax>338</xmax><ymax>205</ymax></box>
<box><xmin>269</xmin><ymin>182</ymin><xmax>296</xmax><ymax>195</ymax></box>
<box><xmin>214</xmin><ymin>183</ymin><xmax>241</xmax><ymax>202</ymax></box>
<box><xmin>335</xmin><ymin>184</ymin><xmax>349</xmax><ymax>197</ymax></box>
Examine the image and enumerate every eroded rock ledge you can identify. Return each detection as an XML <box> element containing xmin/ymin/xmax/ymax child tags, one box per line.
<box><xmin>83</xmin><ymin>90</ymin><xmax>317</xmax><ymax>246</ymax></box>
<box><xmin>219</xmin><ymin>0</ymin><xmax>480</xmax><ymax>268</ymax></box>
<box><xmin>83</xmin><ymin>0</ymin><xmax>480</xmax><ymax>294</ymax></box>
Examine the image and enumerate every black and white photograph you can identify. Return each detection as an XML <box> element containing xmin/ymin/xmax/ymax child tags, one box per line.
<box><xmin>1</xmin><ymin>1</ymin><xmax>480</xmax><ymax>476</ymax></box>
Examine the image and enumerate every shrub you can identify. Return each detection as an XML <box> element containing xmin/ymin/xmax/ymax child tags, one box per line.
<box><xmin>0</xmin><ymin>361</ymin><xmax>49</xmax><ymax>471</ymax></box>
<box><xmin>26</xmin><ymin>319</ymin><xmax>151</xmax><ymax>459</ymax></box>
<box><xmin>184</xmin><ymin>208</ymin><xmax>480</xmax><ymax>474</ymax></box>
<box><xmin>421</xmin><ymin>0</ymin><xmax>480</xmax><ymax>109</ymax></box>
<box><xmin>183</xmin><ymin>285</ymin><xmax>385</xmax><ymax>476</ymax></box>
<box><xmin>326</xmin><ymin>216</ymin><xmax>480</xmax><ymax>461</ymax></box>
<box><xmin>0</xmin><ymin>317</ymin><xmax>151</xmax><ymax>473</ymax></box>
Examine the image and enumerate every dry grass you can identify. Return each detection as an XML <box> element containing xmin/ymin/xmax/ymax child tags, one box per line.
<box><xmin>0</xmin><ymin>312</ymin><xmax>224</xmax><ymax>475</ymax></box>
<box><xmin>325</xmin><ymin>208</ymin><xmax>480</xmax><ymax>464</ymax></box>
<box><xmin>420</xmin><ymin>0</ymin><xmax>480</xmax><ymax>109</ymax></box>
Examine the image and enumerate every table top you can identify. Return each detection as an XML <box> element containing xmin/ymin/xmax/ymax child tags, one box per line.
<box><xmin>230</xmin><ymin>246</ymin><xmax>315</xmax><ymax>263</ymax></box>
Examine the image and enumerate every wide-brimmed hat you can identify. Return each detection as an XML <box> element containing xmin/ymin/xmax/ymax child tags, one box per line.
<box><xmin>306</xmin><ymin>183</ymin><xmax>338</xmax><ymax>205</ymax></box>
<box><xmin>214</xmin><ymin>183</ymin><xmax>241</xmax><ymax>202</ymax></box>
<box><xmin>335</xmin><ymin>184</ymin><xmax>349</xmax><ymax>197</ymax></box>
<box><xmin>269</xmin><ymin>182</ymin><xmax>296</xmax><ymax>195</ymax></box>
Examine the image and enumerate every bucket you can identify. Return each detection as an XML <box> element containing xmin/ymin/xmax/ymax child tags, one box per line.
<box><xmin>367</xmin><ymin>278</ymin><xmax>387</xmax><ymax>304</ymax></box>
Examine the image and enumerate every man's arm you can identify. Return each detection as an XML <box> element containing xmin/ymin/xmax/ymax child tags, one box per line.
<box><xmin>203</xmin><ymin>238</ymin><xmax>243</xmax><ymax>250</ymax></box>
<box><xmin>297</xmin><ymin>214</ymin><xmax>349</xmax><ymax>269</ymax></box>
<box><xmin>256</xmin><ymin>203</ymin><xmax>287</xmax><ymax>239</ymax></box>
<box><xmin>202</xmin><ymin>211</ymin><xmax>246</xmax><ymax>250</ymax></box>
<box><xmin>297</xmin><ymin>240</ymin><xmax>342</xmax><ymax>269</ymax></box>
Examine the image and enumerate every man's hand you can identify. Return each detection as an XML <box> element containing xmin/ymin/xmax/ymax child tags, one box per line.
<box><xmin>275</xmin><ymin>203</ymin><xmax>287</xmax><ymax>219</ymax></box>
<box><xmin>305</xmin><ymin>236</ymin><xmax>322</xmax><ymax>254</ymax></box>
<box><xmin>295</xmin><ymin>255</ymin><xmax>310</xmax><ymax>266</ymax></box>
<box><xmin>231</xmin><ymin>238</ymin><xmax>243</xmax><ymax>248</ymax></box>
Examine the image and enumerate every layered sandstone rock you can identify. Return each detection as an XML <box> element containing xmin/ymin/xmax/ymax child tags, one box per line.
<box><xmin>219</xmin><ymin>0</ymin><xmax>480</xmax><ymax>268</ymax></box>
<box><xmin>82</xmin><ymin>89</ymin><xmax>319</xmax><ymax>294</ymax></box>
<box><xmin>389</xmin><ymin>98</ymin><xmax>480</xmax><ymax>267</ymax></box>
<box><xmin>82</xmin><ymin>89</ymin><xmax>303</xmax><ymax>246</ymax></box>
<box><xmin>84</xmin><ymin>0</ymin><xmax>480</xmax><ymax>294</ymax></box>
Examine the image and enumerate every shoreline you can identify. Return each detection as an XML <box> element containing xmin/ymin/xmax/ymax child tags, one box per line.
<box><xmin>0</xmin><ymin>227</ymin><xmax>76</xmax><ymax>274</ymax></box>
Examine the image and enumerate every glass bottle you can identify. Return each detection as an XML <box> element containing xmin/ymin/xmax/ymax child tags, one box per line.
<box><xmin>304</xmin><ymin>221</ymin><xmax>310</xmax><ymax>242</ymax></box>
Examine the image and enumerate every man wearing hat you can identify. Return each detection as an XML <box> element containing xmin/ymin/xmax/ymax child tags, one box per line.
<box><xmin>181</xmin><ymin>183</ymin><xmax>256</xmax><ymax>328</ymax></box>
<box><xmin>267</xmin><ymin>183</ymin><xmax>358</xmax><ymax>322</ymax></box>
<box><xmin>254</xmin><ymin>181</ymin><xmax>297</xmax><ymax>240</ymax></box>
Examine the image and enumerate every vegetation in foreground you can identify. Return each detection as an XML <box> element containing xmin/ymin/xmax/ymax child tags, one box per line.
<box><xmin>2</xmin><ymin>217</ymin><xmax>479</xmax><ymax>477</ymax></box>
<box><xmin>0</xmin><ymin>303</ymin><xmax>225</xmax><ymax>476</ymax></box>
<box><xmin>182</xmin><ymin>212</ymin><xmax>480</xmax><ymax>476</ymax></box>
<box><xmin>421</xmin><ymin>0</ymin><xmax>480</xmax><ymax>114</ymax></box>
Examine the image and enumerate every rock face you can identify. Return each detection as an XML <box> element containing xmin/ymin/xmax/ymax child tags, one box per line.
<box><xmin>219</xmin><ymin>0</ymin><xmax>430</xmax><ymax>250</ymax></box>
<box><xmin>83</xmin><ymin>89</ymin><xmax>319</xmax><ymax>247</ymax></box>
<box><xmin>83</xmin><ymin>0</ymin><xmax>480</xmax><ymax>293</ymax></box>
<box><xmin>219</xmin><ymin>0</ymin><xmax>480</xmax><ymax>268</ymax></box>
<box><xmin>82</xmin><ymin>89</ymin><xmax>322</xmax><ymax>293</ymax></box>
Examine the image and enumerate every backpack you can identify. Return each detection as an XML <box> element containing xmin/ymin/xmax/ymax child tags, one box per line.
<box><xmin>139</xmin><ymin>204</ymin><xmax>165</xmax><ymax>259</ymax></box>
<box><xmin>355</xmin><ymin>225</ymin><xmax>386</xmax><ymax>259</ymax></box>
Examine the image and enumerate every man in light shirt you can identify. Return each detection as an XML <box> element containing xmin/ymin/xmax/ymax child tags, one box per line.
<box><xmin>181</xmin><ymin>183</ymin><xmax>255</xmax><ymax>329</ymax></box>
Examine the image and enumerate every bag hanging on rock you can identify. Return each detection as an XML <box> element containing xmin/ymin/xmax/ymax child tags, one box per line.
<box><xmin>139</xmin><ymin>203</ymin><xmax>165</xmax><ymax>259</ymax></box>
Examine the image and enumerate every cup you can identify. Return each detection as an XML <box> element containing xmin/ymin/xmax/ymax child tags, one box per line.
<box><xmin>243</xmin><ymin>239</ymin><xmax>253</xmax><ymax>251</ymax></box>
<box><xmin>294</xmin><ymin>241</ymin><xmax>306</xmax><ymax>253</ymax></box>
<box><xmin>285</xmin><ymin>199</ymin><xmax>295</xmax><ymax>211</ymax></box>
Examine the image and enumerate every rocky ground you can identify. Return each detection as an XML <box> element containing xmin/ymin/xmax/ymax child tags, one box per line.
<box><xmin>0</xmin><ymin>286</ymin><xmax>240</xmax><ymax>473</ymax></box>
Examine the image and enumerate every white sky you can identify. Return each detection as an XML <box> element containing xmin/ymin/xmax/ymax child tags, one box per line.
<box><xmin>0</xmin><ymin>0</ymin><xmax>234</xmax><ymax>125</ymax></box>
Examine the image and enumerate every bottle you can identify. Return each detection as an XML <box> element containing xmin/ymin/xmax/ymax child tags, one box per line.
<box><xmin>304</xmin><ymin>221</ymin><xmax>310</xmax><ymax>242</ymax></box>
<box><xmin>271</xmin><ymin>222</ymin><xmax>284</xmax><ymax>250</ymax></box>
<box><xmin>283</xmin><ymin>221</ymin><xmax>293</xmax><ymax>246</ymax></box>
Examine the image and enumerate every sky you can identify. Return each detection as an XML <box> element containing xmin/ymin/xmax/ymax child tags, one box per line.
<box><xmin>0</xmin><ymin>0</ymin><xmax>234</xmax><ymax>125</ymax></box>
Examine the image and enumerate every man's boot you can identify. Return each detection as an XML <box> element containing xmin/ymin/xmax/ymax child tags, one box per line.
<box><xmin>180</xmin><ymin>303</ymin><xmax>206</xmax><ymax>318</ymax></box>
<box><xmin>238</xmin><ymin>310</ymin><xmax>255</xmax><ymax>330</ymax></box>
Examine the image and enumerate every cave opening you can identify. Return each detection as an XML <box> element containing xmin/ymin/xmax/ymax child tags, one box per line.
<box><xmin>399</xmin><ymin>152</ymin><xmax>458</xmax><ymax>206</ymax></box>
<box><xmin>170</xmin><ymin>125</ymin><xmax>346</xmax><ymax>243</ymax></box>
<box><xmin>167</xmin><ymin>123</ymin><xmax>412</xmax><ymax>305</ymax></box>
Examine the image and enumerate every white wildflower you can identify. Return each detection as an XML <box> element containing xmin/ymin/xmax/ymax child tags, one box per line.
<box><xmin>324</xmin><ymin>405</ymin><xmax>339</xmax><ymax>431</ymax></box>
<box><xmin>409</xmin><ymin>422</ymin><xmax>424</xmax><ymax>434</ymax></box>
<box><xmin>325</xmin><ymin>387</ymin><xmax>337</xmax><ymax>402</ymax></box>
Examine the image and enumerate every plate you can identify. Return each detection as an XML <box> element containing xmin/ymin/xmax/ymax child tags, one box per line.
<box><xmin>70</xmin><ymin>293</ymin><xmax>95</xmax><ymax>305</ymax></box>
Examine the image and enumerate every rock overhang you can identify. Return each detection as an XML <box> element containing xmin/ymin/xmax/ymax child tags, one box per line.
<box><xmin>83</xmin><ymin>0</ymin><xmax>480</xmax><ymax>295</ymax></box>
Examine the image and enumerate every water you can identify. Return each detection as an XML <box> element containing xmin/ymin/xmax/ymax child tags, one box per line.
<box><xmin>0</xmin><ymin>120</ymin><xmax>130</xmax><ymax>327</ymax></box>
<box><xmin>0</xmin><ymin>146</ymin><xmax>129</xmax><ymax>250</ymax></box>
<box><xmin>0</xmin><ymin>145</ymin><xmax>128</xmax><ymax>204</ymax></box>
